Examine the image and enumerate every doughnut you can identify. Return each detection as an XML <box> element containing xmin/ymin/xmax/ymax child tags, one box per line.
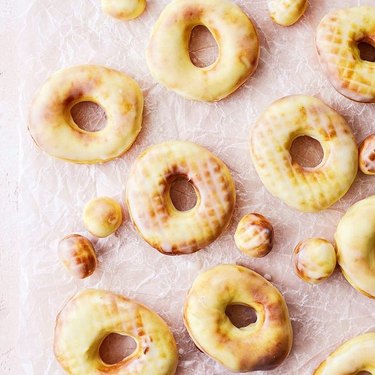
<box><xmin>29</xmin><ymin>65</ymin><xmax>143</xmax><ymax>164</ymax></box>
<box><xmin>359</xmin><ymin>134</ymin><xmax>375</xmax><ymax>175</ymax></box>
<box><xmin>101</xmin><ymin>0</ymin><xmax>146</xmax><ymax>20</ymax></box>
<box><xmin>316</xmin><ymin>7</ymin><xmax>375</xmax><ymax>102</ymax></box>
<box><xmin>335</xmin><ymin>195</ymin><xmax>375</xmax><ymax>298</ymax></box>
<box><xmin>234</xmin><ymin>213</ymin><xmax>274</xmax><ymax>258</ymax></box>
<box><xmin>250</xmin><ymin>95</ymin><xmax>358</xmax><ymax>212</ymax></box>
<box><xmin>58</xmin><ymin>234</ymin><xmax>97</xmax><ymax>279</ymax></box>
<box><xmin>268</xmin><ymin>0</ymin><xmax>308</xmax><ymax>26</ymax></box>
<box><xmin>126</xmin><ymin>141</ymin><xmax>236</xmax><ymax>255</ymax></box>
<box><xmin>54</xmin><ymin>289</ymin><xmax>178</xmax><ymax>375</ymax></box>
<box><xmin>146</xmin><ymin>0</ymin><xmax>259</xmax><ymax>102</ymax></box>
<box><xmin>184</xmin><ymin>264</ymin><xmax>293</xmax><ymax>372</ymax></box>
<box><xmin>314</xmin><ymin>332</ymin><xmax>375</xmax><ymax>375</ymax></box>
<box><xmin>293</xmin><ymin>238</ymin><xmax>336</xmax><ymax>284</ymax></box>
<box><xmin>83</xmin><ymin>197</ymin><xmax>123</xmax><ymax>238</ymax></box>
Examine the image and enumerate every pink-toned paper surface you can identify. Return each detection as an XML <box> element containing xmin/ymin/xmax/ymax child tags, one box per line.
<box><xmin>18</xmin><ymin>0</ymin><xmax>375</xmax><ymax>374</ymax></box>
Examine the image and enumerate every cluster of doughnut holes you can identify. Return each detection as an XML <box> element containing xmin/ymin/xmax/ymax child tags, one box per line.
<box><xmin>314</xmin><ymin>332</ymin><xmax>375</xmax><ymax>375</ymax></box>
<box><xmin>292</xmin><ymin>238</ymin><xmax>337</xmax><ymax>284</ymax></box>
<box><xmin>101</xmin><ymin>0</ymin><xmax>146</xmax><ymax>20</ymax></box>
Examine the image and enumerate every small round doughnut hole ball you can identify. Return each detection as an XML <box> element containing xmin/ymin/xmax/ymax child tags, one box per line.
<box><xmin>83</xmin><ymin>197</ymin><xmax>123</xmax><ymax>238</ymax></box>
<box><xmin>359</xmin><ymin>134</ymin><xmax>375</xmax><ymax>175</ymax></box>
<box><xmin>293</xmin><ymin>238</ymin><xmax>337</xmax><ymax>284</ymax></box>
<box><xmin>58</xmin><ymin>234</ymin><xmax>97</xmax><ymax>279</ymax></box>
<box><xmin>234</xmin><ymin>213</ymin><xmax>274</xmax><ymax>258</ymax></box>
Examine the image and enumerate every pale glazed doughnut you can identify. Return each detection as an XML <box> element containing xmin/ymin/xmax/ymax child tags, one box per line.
<box><xmin>184</xmin><ymin>264</ymin><xmax>293</xmax><ymax>372</ymax></box>
<box><xmin>335</xmin><ymin>195</ymin><xmax>375</xmax><ymax>298</ymax></box>
<box><xmin>83</xmin><ymin>197</ymin><xmax>123</xmax><ymax>238</ymax></box>
<box><xmin>314</xmin><ymin>332</ymin><xmax>375</xmax><ymax>375</ymax></box>
<box><xmin>54</xmin><ymin>289</ymin><xmax>178</xmax><ymax>375</ymax></box>
<box><xmin>29</xmin><ymin>65</ymin><xmax>143</xmax><ymax>164</ymax></box>
<box><xmin>126</xmin><ymin>141</ymin><xmax>236</xmax><ymax>255</ymax></box>
<box><xmin>359</xmin><ymin>135</ymin><xmax>375</xmax><ymax>175</ymax></box>
<box><xmin>102</xmin><ymin>0</ymin><xmax>145</xmax><ymax>20</ymax></box>
<box><xmin>234</xmin><ymin>213</ymin><xmax>273</xmax><ymax>258</ymax></box>
<box><xmin>316</xmin><ymin>7</ymin><xmax>375</xmax><ymax>102</ymax></box>
<box><xmin>58</xmin><ymin>234</ymin><xmax>97</xmax><ymax>279</ymax></box>
<box><xmin>146</xmin><ymin>0</ymin><xmax>259</xmax><ymax>102</ymax></box>
<box><xmin>250</xmin><ymin>95</ymin><xmax>358</xmax><ymax>212</ymax></box>
<box><xmin>268</xmin><ymin>0</ymin><xmax>308</xmax><ymax>26</ymax></box>
<box><xmin>293</xmin><ymin>238</ymin><xmax>336</xmax><ymax>284</ymax></box>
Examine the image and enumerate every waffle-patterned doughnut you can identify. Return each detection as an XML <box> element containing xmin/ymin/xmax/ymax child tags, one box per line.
<box><xmin>54</xmin><ymin>289</ymin><xmax>178</xmax><ymax>375</ymax></box>
<box><xmin>184</xmin><ymin>264</ymin><xmax>293</xmax><ymax>372</ymax></box>
<box><xmin>29</xmin><ymin>65</ymin><xmax>143</xmax><ymax>164</ymax></box>
<box><xmin>250</xmin><ymin>95</ymin><xmax>358</xmax><ymax>212</ymax></box>
<box><xmin>316</xmin><ymin>7</ymin><xmax>375</xmax><ymax>102</ymax></box>
<box><xmin>335</xmin><ymin>195</ymin><xmax>375</xmax><ymax>298</ymax></box>
<box><xmin>314</xmin><ymin>333</ymin><xmax>375</xmax><ymax>375</ymax></box>
<box><xmin>268</xmin><ymin>0</ymin><xmax>308</xmax><ymax>26</ymax></box>
<box><xmin>101</xmin><ymin>0</ymin><xmax>145</xmax><ymax>20</ymax></box>
<box><xmin>146</xmin><ymin>0</ymin><xmax>259</xmax><ymax>102</ymax></box>
<box><xmin>126</xmin><ymin>141</ymin><xmax>236</xmax><ymax>255</ymax></box>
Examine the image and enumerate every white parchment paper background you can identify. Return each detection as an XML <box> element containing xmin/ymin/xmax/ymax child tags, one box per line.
<box><xmin>18</xmin><ymin>0</ymin><xmax>375</xmax><ymax>373</ymax></box>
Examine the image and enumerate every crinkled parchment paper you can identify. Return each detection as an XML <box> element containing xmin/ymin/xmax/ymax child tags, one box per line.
<box><xmin>18</xmin><ymin>0</ymin><xmax>375</xmax><ymax>374</ymax></box>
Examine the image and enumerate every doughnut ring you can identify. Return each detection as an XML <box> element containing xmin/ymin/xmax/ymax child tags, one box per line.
<box><xmin>29</xmin><ymin>65</ymin><xmax>143</xmax><ymax>164</ymax></box>
<box><xmin>184</xmin><ymin>264</ymin><xmax>293</xmax><ymax>372</ymax></box>
<box><xmin>101</xmin><ymin>0</ymin><xmax>146</xmax><ymax>20</ymax></box>
<box><xmin>335</xmin><ymin>195</ymin><xmax>375</xmax><ymax>298</ymax></box>
<box><xmin>268</xmin><ymin>0</ymin><xmax>308</xmax><ymax>26</ymax></box>
<box><xmin>314</xmin><ymin>332</ymin><xmax>375</xmax><ymax>375</ymax></box>
<box><xmin>250</xmin><ymin>95</ymin><xmax>358</xmax><ymax>212</ymax></box>
<box><xmin>359</xmin><ymin>134</ymin><xmax>375</xmax><ymax>175</ymax></box>
<box><xmin>126</xmin><ymin>141</ymin><xmax>236</xmax><ymax>255</ymax></box>
<box><xmin>54</xmin><ymin>289</ymin><xmax>178</xmax><ymax>374</ymax></box>
<box><xmin>316</xmin><ymin>7</ymin><xmax>375</xmax><ymax>102</ymax></box>
<box><xmin>146</xmin><ymin>0</ymin><xmax>260</xmax><ymax>102</ymax></box>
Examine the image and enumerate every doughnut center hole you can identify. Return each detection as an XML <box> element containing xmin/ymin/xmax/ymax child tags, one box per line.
<box><xmin>357</xmin><ymin>372</ymin><xmax>371</xmax><ymax>375</ymax></box>
<box><xmin>170</xmin><ymin>177</ymin><xmax>197</xmax><ymax>211</ymax></box>
<box><xmin>357</xmin><ymin>41</ymin><xmax>375</xmax><ymax>62</ymax></box>
<box><xmin>189</xmin><ymin>25</ymin><xmax>218</xmax><ymax>68</ymax></box>
<box><xmin>290</xmin><ymin>136</ymin><xmax>324</xmax><ymax>168</ymax></box>
<box><xmin>226</xmin><ymin>304</ymin><xmax>257</xmax><ymax>328</ymax></box>
<box><xmin>99</xmin><ymin>333</ymin><xmax>137</xmax><ymax>365</ymax></box>
<box><xmin>71</xmin><ymin>101</ymin><xmax>107</xmax><ymax>132</ymax></box>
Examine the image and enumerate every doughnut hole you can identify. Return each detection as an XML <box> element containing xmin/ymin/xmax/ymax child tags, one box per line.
<box><xmin>58</xmin><ymin>234</ymin><xmax>97</xmax><ymax>279</ymax></box>
<box><xmin>234</xmin><ymin>213</ymin><xmax>274</xmax><ymax>258</ymax></box>
<box><xmin>189</xmin><ymin>25</ymin><xmax>219</xmax><ymax>68</ymax></box>
<box><xmin>70</xmin><ymin>101</ymin><xmax>107</xmax><ymax>132</ymax></box>
<box><xmin>99</xmin><ymin>333</ymin><xmax>137</xmax><ymax>365</ymax></box>
<box><xmin>290</xmin><ymin>136</ymin><xmax>324</xmax><ymax>168</ymax></box>
<box><xmin>83</xmin><ymin>197</ymin><xmax>123</xmax><ymax>238</ymax></box>
<box><xmin>359</xmin><ymin>134</ymin><xmax>375</xmax><ymax>175</ymax></box>
<box><xmin>225</xmin><ymin>304</ymin><xmax>257</xmax><ymax>328</ymax></box>
<box><xmin>293</xmin><ymin>238</ymin><xmax>337</xmax><ymax>284</ymax></box>
<box><xmin>169</xmin><ymin>177</ymin><xmax>198</xmax><ymax>211</ymax></box>
<box><xmin>357</xmin><ymin>40</ymin><xmax>375</xmax><ymax>62</ymax></box>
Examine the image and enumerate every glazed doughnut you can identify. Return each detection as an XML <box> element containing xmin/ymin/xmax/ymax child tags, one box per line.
<box><xmin>54</xmin><ymin>289</ymin><xmax>178</xmax><ymax>375</ymax></box>
<box><xmin>101</xmin><ymin>0</ymin><xmax>145</xmax><ymax>20</ymax></box>
<box><xmin>126</xmin><ymin>141</ymin><xmax>236</xmax><ymax>255</ymax></box>
<box><xmin>293</xmin><ymin>238</ymin><xmax>336</xmax><ymax>284</ymax></box>
<box><xmin>184</xmin><ymin>264</ymin><xmax>293</xmax><ymax>372</ymax></box>
<box><xmin>268</xmin><ymin>0</ymin><xmax>308</xmax><ymax>26</ymax></box>
<box><xmin>58</xmin><ymin>234</ymin><xmax>97</xmax><ymax>279</ymax></box>
<box><xmin>314</xmin><ymin>332</ymin><xmax>375</xmax><ymax>375</ymax></box>
<box><xmin>146</xmin><ymin>0</ymin><xmax>259</xmax><ymax>102</ymax></box>
<box><xmin>359</xmin><ymin>134</ymin><xmax>375</xmax><ymax>175</ymax></box>
<box><xmin>250</xmin><ymin>95</ymin><xmax>358</xmax><ymax>212</ymax></box>
<box><xmin>83</xmin><ymin>197</ymin><xmax>123</xmax><ymax>238</ymax></box>
<box><xmin>234</xmin><ymin>213</ymin><xmax>274</xmax><ymax>258</ymax></box>
<box><xmin>335</xmin><ymin>195</ymin><xmax>375</xmax><ymax>298</ymax></box>
<box><xmin>29</xmin><ymin>65</ymin><xmax>143</xmax><ymax>164</ymax></box>
<box><xmin>316</xmin><ymin>7</ymin><xmax>375</xmax><ymax>102</ymax></box>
